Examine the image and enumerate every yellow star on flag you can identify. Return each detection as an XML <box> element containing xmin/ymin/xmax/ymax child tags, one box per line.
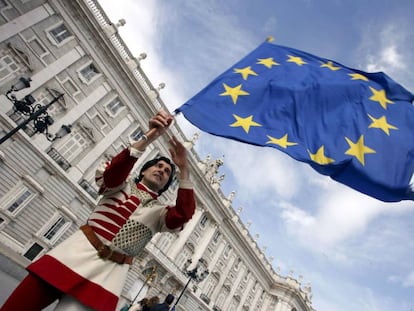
<box><xmin>345</xmin><ymin>135</ymin><xmax>376</xmax><ymax>166</ymax></box>
<box><xmin>368</xmin><ymin>114</ymin><xmax>398</xmax><ymax>136</ymax></box>
<box><xmin>308</xmin><ymin>146</ymin><xmax>335</xmax><ymax>165</ymax></box>
<box><xmin>320</xmin><ymin>61</ymin><xmax>341</xmax><ymax>71</ymax></box>
<box><xmin>220</xmin><ymin>83</ymin><xmax>250</xmax><ymax>104</ymax></box>
<box><xmin>234</xmin><ymin>66</ymin><xmax>258</xmax><ymax>80</ymax></box>
<box><xmin>256</xmin><ymin>57</ymin><xmax>279</xmax><ymax>68</ymax></box>
<box><xmin>287</xmin><ymin>55</ymin><xmax>307</xmax><ymax>66</ymax></box>
<box><xmin>266</xmin><ymin>134</ymin><xmax>297</xmax><ymax>149</ymax></box>
<box><xmin>230</xmin><ymin>114</ymin><xmax>262</xmax><ymax>134</ymax></box>
<box><xmin>369</xmin><ymin>86</ymin><xmax>394</xmax><ymax>109</ymax></box>
<box><xmin>349</xmin><ymin>73</ymin><xmax>368</xmax><ymax>81</ymax></box>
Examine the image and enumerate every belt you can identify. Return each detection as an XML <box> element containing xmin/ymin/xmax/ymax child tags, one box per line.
<box><xmin>80</xmin><ymin>224</ymin><xmax>134</xmax><ymax>265</ymax></box>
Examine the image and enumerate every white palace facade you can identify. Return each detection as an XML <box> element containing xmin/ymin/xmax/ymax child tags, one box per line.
<box><xmin>0</xmin><ymin>1</ymin><xmax>314</xmax><ymax>310</ymax></box>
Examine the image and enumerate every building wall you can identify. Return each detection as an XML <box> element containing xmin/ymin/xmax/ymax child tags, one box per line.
<box><xmin>0</xmin><ymin>1</ymin><xmax>313</xmax><ymax>311</ymax></box>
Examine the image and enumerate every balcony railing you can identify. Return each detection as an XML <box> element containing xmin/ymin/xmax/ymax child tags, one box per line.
<box><xmin>200</xmin><ymin>293</ymin><xmax>210</xmax><ymax>305</ymax></box>
<box><xmin>47</xmin><ymin>148</ymin><xmax>71</xmax><ymax>171</ymax></box>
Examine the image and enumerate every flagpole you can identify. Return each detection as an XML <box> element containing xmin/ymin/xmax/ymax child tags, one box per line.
<box><xmin>131</xmin><ymin>266</ymin><xmax>156</xmax><ymax>306</ymax></box>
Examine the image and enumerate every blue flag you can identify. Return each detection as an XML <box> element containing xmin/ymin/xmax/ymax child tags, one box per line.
<box><xmin>175</xmin><ymin>42</ymin><xmax>414</xmax><ymax>202</ymax></box>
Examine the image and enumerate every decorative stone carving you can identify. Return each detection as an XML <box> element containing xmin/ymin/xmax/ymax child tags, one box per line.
<box><xmin>205</xmin><ymin>157</ymin><xmax>224</xmax><ymax>184</ymax></box>
<box><xmin>211</xmin><ymin>174</ymin><xmax>225</xmax><ymax>190</ymax></box>
<box><xmin>223</xmin><ymin>190</ymin><xmax>235</xmax><ymax>207</ymax></box>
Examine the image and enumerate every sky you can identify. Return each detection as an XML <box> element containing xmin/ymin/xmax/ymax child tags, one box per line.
<box><xmin>97</xmin><ymin>1</ymin><xmax>414</xmax><ymax>310</ymax></box>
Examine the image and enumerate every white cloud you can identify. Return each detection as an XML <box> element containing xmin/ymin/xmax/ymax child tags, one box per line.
<box><xmin>403</xmin><ymin>271</ymin><xmax>414</xmax><ymax>287</ymax></box>
<box><xmin>280</xmin><ymin>200</ymin><xmax>315</xmax><ymax>227</ymax></box>
<box><xmin>217</xmin><ymin>140</ymin><xmax>303</xmax><ymax>201</ymax></box>
<box><xmin>366</xmin><ymin>45</ymin><xmax>404</xmax><ymax>73</ymax></box>
<box><xmin>356</xmin><ymin>21</ymin><xmax>414</xmax><ymax>90</ymax></box>
<box><xmin>262</xmin><ymin>16</ymin><xmax>278</xmax><ymax>34</ymax></box>
<box><xmin>389</xmin><ymin>270</ymin><xmax>414</xmax><ymax>288</ymax></box>
<box><xmin>357</xmin><ymin>23</ymin><xmax>402</xmax><ymax>71</ymax></box>
<box><xmin>278</xmin><ymin>178</ymin><xmax>414</xmax><ymax>254</ymax></box>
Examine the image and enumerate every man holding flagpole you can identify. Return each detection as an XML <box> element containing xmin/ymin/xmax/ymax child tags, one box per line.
<box><xmin>1</xmin><ymin>111</ymin><xmax>196</xmax><ymax>311</ymax></box>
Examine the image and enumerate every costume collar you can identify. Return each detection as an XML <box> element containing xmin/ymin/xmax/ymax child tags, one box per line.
<box><xmin>136</xmin><ymin>182</ymin><xmax>158</xmax><ymax>199</ymax></box>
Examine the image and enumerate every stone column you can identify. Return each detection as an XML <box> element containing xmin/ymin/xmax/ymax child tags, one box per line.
<box><xmin>210</xmin><ymin>254</ymin><xmax>236</xmax><ymax>303</ymax></box>
<box><xmin>191</xmin><ymin>222</ymin><xmax>216</xmax><ymax>263</ymax></box>
<box><xmin>250</xmin><ymin>284</ymin><xmax>263</xmax><ymax>310</ymax></box>
<box><xmin>260</xmin><ymin>294</ymin><xmax>272</xmax><ymax>310</ymax></box>
<box><xmin>206</xmin><ymin>240</ymin><xmax>226</xmax><ymax>272</ymax></box>
<box><xmin>236</xmin><ymin>275</ymin><xmax>255</xmax><ymax>311</ymax></box>
<box><xmin>275</xmin><ymin>297</ymin><xmax>291</xmax><ymax>311</ymax></box>
<box><xmin>221</xmin><ymin>265</ymin><xmax>246</xmax><ymax>309</ymax></box>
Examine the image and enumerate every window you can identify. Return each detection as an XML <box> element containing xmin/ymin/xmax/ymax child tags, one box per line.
<box><xmin>58</xmin><ymin>128</ymin><xmax>90</xmax><ymax>162</ymax></box>
<box><xmin>105</xmin><ymin>96</ymin><xmax>124</xmax><ymax>116</ymax></box>
<box><xmin>7</xmin><ymin>190</ymin><xmax>31</xmax><ymax>213</ymax></box>
<box><xmin>252</xmin><ymin>281</ymin><xmax>258</xmax><ymax>292</ymax></box>
<box><xmin>27</xmin><ymin>37</ymin><xmax>48</xmax><ymax>57</ymax></box>
<box><xmin>62</xmin><ymin>78</ymin><xmax>80</xmax><ymax>96</ymax></box>
<box><xmin>234</xmin><ymin>257</ymin><xmax>241</xmax><ymax>271</ymax></box>
<box><xmin>129</xmin><ymin>127</ymin><xmax>143</xmax><ymax>141</ymax></box>
<box><xmin>223</xmin><ymin>244</ymin><xmax>231</xmax><ymax>258</ymax></box>
<box><xmin>216</xmin><ymin>293</ymin><xmax>226</xmax><ymax>308</ymax></box>
<box><xmin>169</xmin><ymin>175</ymin><xmax>179</xmax><ymax>191</ymax></box>
<box><xmin>91</xmin><ymin>113</ymin><xmax>107</xmax><ymax>131</ymax></box>
<box><xmin>41</xmin><ymin>214</ymin><xmax>70</xmax><ymax>244</ymax></box>
<box><xmin>213</xmin><ymin>230</ymin><xmax>221</xmax><ymax>243</ymax></box>
<box><xmin>205</xmin><ymin>276</ymin><xmax>217</xmax><ymax>297</ymax></box>
<box><xmin>78</xmin><ymin>62</ymin><xmax>100</xmax><ymax>84</ymax></box>
<box><xmin>113</xmin><ymin>140</ymin><xmax>126</xmax><ymax>153</ymax></box>
<box><xmin>0</xmin><ymin>55</ymin><xmax>19</xmax><ymax>81</ymax></box>
<box><xmin>1</xmin><ymin>185</ymin><xmax>35</xmax><ymax>216</ymax></box>
<box><xmin>0</xmin><ymin>215</ymin><xmax>8</xmax><ymax>230</ymax></box>
<box><xmin>192</xmin><ymin>231</ymin><xmax>200</xmax><ymax>243</ymax></box>
<box><xmin>34</xmin><ymin>91</ymin><xmax>64</xmax><ymax>116</ymax></box>
<box><xmin>23</xmin><ymin>242</ymin><xmax>44</xmax><ymax>261</ymax></box>
<box><xmin>47</xmin><ymin>23</ymin><xmax>72</xmax><ymax>45</ymax></box>
<box><xmin>176</xmin><ymin>246</ymin><xmax>192</xmax><ymax>269</ymax></box>
<box><xmin>244</xmin><ymin>270</ymin><xmax>251</xmax><ymax>282</ymax></box>
<box><xmin>200</xmin><ymin>214</ymin><xmax>208</xmax><ymax>228</ymax></box>
<box><xmin>79</xmin><ymin>178</ymin><xmax>99</xmax><ymax>200</ymax></box>
<box><xmin>157</xmin><ymin>233</ymin><xmax>173</xmax><ymax>251</ymax></box>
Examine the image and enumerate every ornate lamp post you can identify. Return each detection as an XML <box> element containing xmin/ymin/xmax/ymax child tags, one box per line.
<box><xmin>173</xmin><ymin>258</ymin><xmax>209</xmax><ymax>309</ymax></box>
<box><xmin>1</xmin><ymin>77</ymin><xmax>71</xmax><ymax>144</ymax></box>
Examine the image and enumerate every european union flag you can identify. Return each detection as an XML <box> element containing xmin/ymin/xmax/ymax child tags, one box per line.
<box><xmin>175</xmin><ymin>42</ymin><xmax>414</xmax><ymax>202</ymax></box>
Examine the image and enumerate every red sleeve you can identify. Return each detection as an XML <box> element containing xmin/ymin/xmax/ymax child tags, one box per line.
<box><xmin>103</xmin><ymin>148</ymin><xmax>138</xmax><ymax>188</ymax></box>
<box><xmin>165</xmin><ymin>188</ymin><xmax>196</xmax><ymax>229</ymax></box>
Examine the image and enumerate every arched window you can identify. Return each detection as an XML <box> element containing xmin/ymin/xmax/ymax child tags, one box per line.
<box><xmin>223</xmin><ymin>244</ymin><xmax>232</xmax><ymax>258</ymax></box>
<box><xmin>199</xmin><ymin>214</ymin><xmax>208</xmax><ymax>228</ymax></box>
<box><xmin>212</xmin><ymin>230</ymin><xmax>221</xmax><ymax>244</ymax></box>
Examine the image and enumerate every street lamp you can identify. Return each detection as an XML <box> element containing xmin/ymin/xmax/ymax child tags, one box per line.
<box><xmin>1</xmin><ymin>77</ymin><xmax>71</xmax><ymax>144</ymax></box>
<box><xmin>173</xmin><ymin>258</ymin><xmax>209</xmax><ymax>309</ymax></box>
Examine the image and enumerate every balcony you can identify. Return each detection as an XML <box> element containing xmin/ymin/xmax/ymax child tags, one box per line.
<box><xmin>47</xmin><ymin>148</ymin><xmax>71</xmax><ymax>171</ymax></box>
<box><xmin>79</xmin><ymin>179</ymin><xmax>99</xmax><ymax>199</ymax></box>
<box><xmin>200</xmin><ymin>293</ymin><xmax>210</xmax><ymax>305</ymax></box>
